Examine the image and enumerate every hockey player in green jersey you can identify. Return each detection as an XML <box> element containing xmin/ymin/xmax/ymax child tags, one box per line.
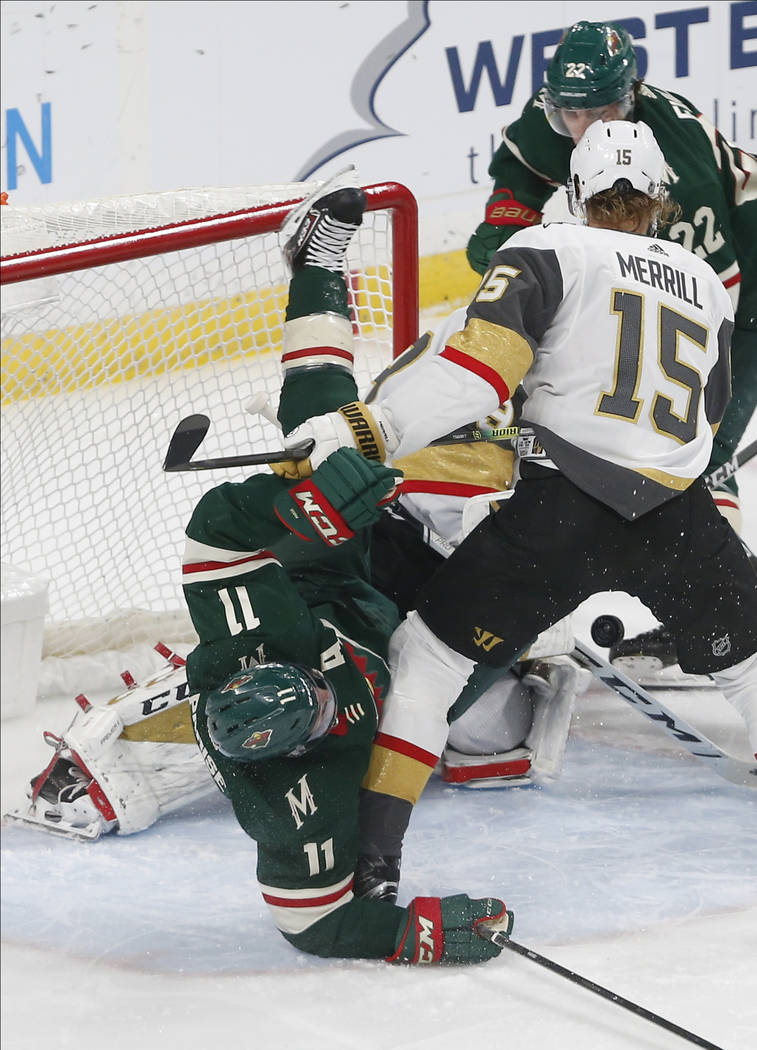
<box><xmin>467</xmin><ymin>20</ymin><xmax>756</xmax><ymax>536</ymax></box>
<box><xmin>466</xmin><ymin>18</ymin><xmax>756</xmax><ymax>677</ymax></box>
<box><xmin>182</xmin><ymin>179</ymin><xmax>512</xmax><ymax>964</ymax></box>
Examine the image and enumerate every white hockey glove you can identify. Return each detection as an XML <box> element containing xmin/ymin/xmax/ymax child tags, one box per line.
<box><xmin>277</xmin><ymin>401</ymin><xmax>400</xmax><ymax>478</ymax></box>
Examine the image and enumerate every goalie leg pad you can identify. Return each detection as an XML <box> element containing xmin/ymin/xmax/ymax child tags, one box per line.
<box><xmin>11</xmin><ymin>659</ymin><xmax>214</xmax><ymax>839</ymax></box>
<box><xmin>710</xmin><ymin>651</ymin><xmax>757</xmax><ymax>758</ymax></box>
<box><xmin>520</xmin><ymin>612</ymin><xmax>575</xmax><ymax>661</ymax></box>
<box><xmin>523</xmin><ymin>657</ymin><xmax>581</xmax><ymax>780</ymax></box>
<box><xmin>442</xmin><ymin>657</ymin><xmax>580</xmax><ymax>787</ymax></box>
<box><xmin>444</xmin><ymin>671</ymin><xmax>535</xmax><ymax>787</ymax></box>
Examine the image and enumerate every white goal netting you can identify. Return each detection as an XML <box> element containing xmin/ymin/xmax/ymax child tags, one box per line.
<box><xmin>1</xmin><ymin>181</ymin><xmax>418</xmax><ymax>692</ymax></box>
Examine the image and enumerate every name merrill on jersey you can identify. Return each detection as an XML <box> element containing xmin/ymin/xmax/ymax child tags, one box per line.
<box><xmin>615</xmin><ymin>251</ymin><xmax>704</xmax><ymax>310</ymax></box>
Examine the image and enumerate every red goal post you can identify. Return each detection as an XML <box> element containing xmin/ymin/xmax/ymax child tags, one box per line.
<box><xmin>1</xmin><ymin>180</ymin><xmax>418</xmax><ymax>685</ymax></box>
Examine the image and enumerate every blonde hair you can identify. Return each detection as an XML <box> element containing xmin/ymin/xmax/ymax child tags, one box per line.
<box><xmin>585</xmin><ymin>187</ymin><xmax>681</xmax><ymax>232</ymax></box>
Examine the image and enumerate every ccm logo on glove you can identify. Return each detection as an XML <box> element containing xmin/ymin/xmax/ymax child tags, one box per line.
<box><xmin>287</xmin><ymin>481</ymin><xmax>354</xmax><ymax>546</ymax></box>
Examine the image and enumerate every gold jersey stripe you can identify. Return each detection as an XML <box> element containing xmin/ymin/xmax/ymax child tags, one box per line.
<box><xmin>634</xmin><ymin>467</ymin><xmax>696</xmax><ymax>491</ymax></box>
<box><xmin>395</xmin><ymin>442</ymin><xmax>514</xmax><ymax>487</ymax></box>
<box><xmin>361</xmin><ymin>744</ymin><xmax>433</xmax><ymax>805</ymax></box>
<box><xmin>446</xmin><ymin>318</ymin><xmax>533</xmax><ymax>397</ymax></box>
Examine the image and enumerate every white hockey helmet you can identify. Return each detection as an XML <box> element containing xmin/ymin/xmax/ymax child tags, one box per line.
<box><xmin>568</xmin><ymin>120</ymin><xmax>667</xmax><ymax>224</ymax></box>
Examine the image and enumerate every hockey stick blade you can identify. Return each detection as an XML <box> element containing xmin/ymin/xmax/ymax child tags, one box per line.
<box><xmin>163</xmin><ymin>414</ymin><xmax>314</xmax><ymax>471</ymax></box>
<box><xmin>163</xmin><ymin>412</ymin><xmax>520</xmax><ymax>473</ymax></box>
<box><xmin>163</xmin><ymin>414</ymin><xmax>211</xmax><ymax>471</ymax></box>
<box><xmin>571</xmin><ymin>640</ymin><xmax>756</xmax><ymax>787</ymax></box>
<box><xmin>478</xmin><ymin>928</ymin><xmax>725</xmax><ymax>1050</ymax></box>
<box><xmin>704</xmin><ymin>437</ymin><xmax>757</xmax><ymax>489</ymax></box>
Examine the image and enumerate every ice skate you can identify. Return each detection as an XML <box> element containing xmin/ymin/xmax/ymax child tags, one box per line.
<box><xmin>282</xmin><ymin>167</ymin><xmax>365</xmax><ymax>274</ymax></box>
<box><xmin>609</xmin><ymin>625</ymin><xmax>713</xmax><ymax>689</ymax></box>
<box><xmin>353</xmin><ymin>853</ymin><xmax>400</xmax><ymax>904</ymax></box>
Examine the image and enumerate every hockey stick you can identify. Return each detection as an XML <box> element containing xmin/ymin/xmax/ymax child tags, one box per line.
<box><xmin>163</xmin><ymin>414</ymin><xmax>315</xmax><ymax>471</ymax></box>
<box><xmin>703</xmin><ymin>438</ymin><xmax>757</xmax><ymax>489</ymax></box>
<box><xmin>163</xmin><ymin>413</ymin><xmax>521</xmax><ymax>473</ymax></box>
<box><xmin>570</xmin><ymin>640</ymin><xmax>756</xmax><ymax>787</ymax></box>
<box><xmin>477</xmin><ymin>928</ymin><xmax>725</xmax><ymax>1050</ymax></box>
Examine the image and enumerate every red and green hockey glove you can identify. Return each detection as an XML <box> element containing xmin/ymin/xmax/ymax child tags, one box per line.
<box><xmin>466</xmin><ymin>189</ymin><xmax>542</xmax><ymax>275</ymax></box>
<box><xmin>388</xmin><ymin>893</ymin><xmax>513</xmax><ymax>965</ymax></box>
<box><xmin>273</xmin><ymin>446</ymin><xmax>402</xmax><ymax>547</ymax></box>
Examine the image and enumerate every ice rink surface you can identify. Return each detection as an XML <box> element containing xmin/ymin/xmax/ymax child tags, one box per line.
<box><xmin>2</xmin><ymin>402</ymin><xmax>755</xmax><ymax>1050</ymax></box>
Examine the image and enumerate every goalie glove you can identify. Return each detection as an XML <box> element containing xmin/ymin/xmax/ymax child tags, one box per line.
<box><xmin>277</xmin><ymin>400</ymin><xmax>400</xmax><ymax>477</ymax></box>
<box><xmin>388</xmin><ymin>893</ymin><xmax>513</xmax><ymax>965</ymax></box>
<box><xmin>273</xmin><ymin>447</ymin><xmax>402</xmax><ymax>546</ymax></box>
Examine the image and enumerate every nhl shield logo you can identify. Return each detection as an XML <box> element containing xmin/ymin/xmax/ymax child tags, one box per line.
<box><xmin>712</xmin><ymin>634</ymin><xmax>732</xmax><ymax>658</ymax></box>
<box><xmin>242</xmin><ymin>728</ymin><xmax>273</xmax><ymax>750</ymax></box>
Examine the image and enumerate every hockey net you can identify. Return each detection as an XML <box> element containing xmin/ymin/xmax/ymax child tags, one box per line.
<box><xmin>1</xmin><ymin>180</ymin><xmax>418</xmax><ymax>694</ymax></box>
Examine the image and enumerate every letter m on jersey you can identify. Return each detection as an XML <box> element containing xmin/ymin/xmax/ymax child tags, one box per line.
<box><xmin>285</xmin><ymin>774</ymin><xmax>318</xmax><ymax>829</ymax></box>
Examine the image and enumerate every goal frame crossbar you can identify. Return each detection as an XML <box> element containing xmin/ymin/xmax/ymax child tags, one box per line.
<box><xmin>0</xmin><ymin>181</ymin><xmax>420</xmax><ymax>358</ymax></box>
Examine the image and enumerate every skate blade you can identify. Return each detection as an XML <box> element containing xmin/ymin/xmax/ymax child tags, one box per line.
<box><xmin>612</xmin><ymin>657</ymin><xmax>715</xmax><ymax>690</ymax></box>
<box><xmin>3</xmin><ymin>807</ymin><xmax>104</xmax><ymax>842</ymax></box>
<box><xmin>450</xmin><ymin>775</ymin><xmax>534</xmax><ymax>789</ymax></box>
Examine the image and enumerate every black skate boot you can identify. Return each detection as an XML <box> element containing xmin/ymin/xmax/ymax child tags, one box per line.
<box><xmin>609</xmin><ymin>625</ymin><xmax>712</xmax><ymax>688</ymax></box>
<box><xmin>282</xmin><ymin>172</ymin><xmax>366</xmax><ymax>274</ymax></box>
<box><xmin>353</xmin><ymin>853</ymin><xmax>401</xmax><ymax>905</ymax></box>
<box><xmin>609</xmin><ymin>625</ymin><xmax>677</xmax><ymax>675</ymax></box>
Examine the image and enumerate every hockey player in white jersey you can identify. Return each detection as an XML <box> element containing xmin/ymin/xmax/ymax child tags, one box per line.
<box><xmin>281</xmin><ymin>121</ymin><xmax>757</xmax><ymax>902</ymax></box>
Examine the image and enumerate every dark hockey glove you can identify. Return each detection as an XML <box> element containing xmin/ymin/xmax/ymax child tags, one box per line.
<box><xmin>388</xmin><ymin>893</ymin><xmax>513</xmax><ymax>965</ymax></box>
<box><xmin>273</xmin><ymin>446</ymin><xmax>402</xmax><ymax>547</ymax></box>
<box><xmin>466</xmin><ymin>189</ymin><xmax>542</xmax><ymax>275</ymax></box>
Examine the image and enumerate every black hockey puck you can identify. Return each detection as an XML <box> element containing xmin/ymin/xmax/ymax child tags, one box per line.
<box><xmin>591</xmin><ymin>615</ymin><xmax>624</xmax><ymax>648</ymax></box>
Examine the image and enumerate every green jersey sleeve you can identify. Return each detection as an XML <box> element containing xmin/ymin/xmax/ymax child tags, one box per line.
<box><xmin>182</xmin><ymin>471</ymin><xmax>379</xmax><ymax>692</ymax></box>
<box><xmin>467</xmin><ymin>89</ymin><xmax>572</xmax><ymax>275</ymax></box>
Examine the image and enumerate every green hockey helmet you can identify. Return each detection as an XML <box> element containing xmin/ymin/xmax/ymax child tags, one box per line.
<box><xmin>205</xmin><ymin>663</ymin><xmax>337</xmax><ymax>761</ymax></box>
<box><xmin>545</xmin><ymin>22</ymin><xmax>637</xmax><ymax>137</ymax></box>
